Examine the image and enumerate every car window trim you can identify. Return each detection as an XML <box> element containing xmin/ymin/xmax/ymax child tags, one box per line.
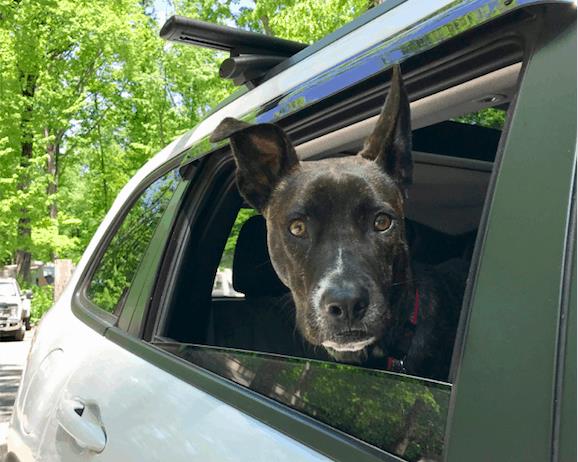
<box><xmin>551</xmin><ymin>171</ymin><xmax>576</xmax><ymax>461</ymax></box>
<box><xmin>144</xmin><ymin>156</ymin><xmax>240</xmax><ymax>341</ymax></box>
<box><xmin>71</xmin><ymin>154</ymin><xmax>186</xmax><ymax>328</ymax></box>
<box><xmin>121</xmin><ymin>178</ymin><xmax>190</xmax><ymax>335</ymax></box>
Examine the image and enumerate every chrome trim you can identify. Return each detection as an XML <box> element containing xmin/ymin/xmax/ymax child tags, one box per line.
<box><xmin>174</xmin><ymin>0</ymin><xmax>571</xmax><ymax>168</ymax></box>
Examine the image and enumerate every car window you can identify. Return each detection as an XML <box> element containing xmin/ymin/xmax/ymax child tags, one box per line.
<box><xmin>0</xmin><ymin>282</ymin><xmax>17</xmax><ymax>297</ymax></box>
<box><xmin>147</xmin><ymin>52</ymin><xmax>525</xmax><ymax>459</ymax></box>
<box><xmin>86</xmin><ymin>169</ymin><xmax>180</xmax><ymax>315</ymax></box>
<box><xmin>153</xmin><ymin>102</ymin><xmax>509</xmax><ymax>460</ymax></box>
<box><xmin>212</xmin><ymin>208</ymin><xmax>257</xmax><ymax>298</ymax></box>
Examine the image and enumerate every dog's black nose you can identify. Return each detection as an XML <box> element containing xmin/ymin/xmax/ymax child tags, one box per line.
<box><xmin>321</xmin><ymin>286</ymin><xmax>369</xmax><ymax>322</ymax></box>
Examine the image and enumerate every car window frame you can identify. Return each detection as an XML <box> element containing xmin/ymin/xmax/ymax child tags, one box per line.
<box><xmin>71</xmin><ymin>156</ymin><xmax>185</xmax><ymax>332</ymax></box>
<box><xmin>127</xmin><ymin>27</ymin><xmax>536</xmax><ymax>462</ymax></box>
<box><xmin>445</xmin><ymin>12</ymin><xmax>576</xmax><ymax>462</ymax></box>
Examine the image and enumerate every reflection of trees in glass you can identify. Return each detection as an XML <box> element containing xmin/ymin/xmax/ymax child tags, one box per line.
<box><xmin>88</xmin><ymin>170</ymin><xmax>180</xmax><ymax>312</ymax></box>
<box><xmin>169</xmin><ymin>345</ymin><xmax>450</xmax><ymax>462</ymax></box>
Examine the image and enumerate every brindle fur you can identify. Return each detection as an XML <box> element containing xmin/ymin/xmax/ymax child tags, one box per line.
<box><xmin>211</xmin><ymin>66</ymin><xmax>466</xmax><ymax>380</ymax></box>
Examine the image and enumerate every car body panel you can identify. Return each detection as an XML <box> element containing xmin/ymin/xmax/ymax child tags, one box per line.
<box><xmin>445</xmin><ymin>17</ymin><xmax>576</xmax><ymax>462</ymax></box>
<box><xmin>557</xmin><ymin>222</ymin><xmax>576</xmax><ymax>462</ymax></box>
<box><xmin>7</xmin><ymin>296</ymin><xmax>333</xmax><ymax>462</ymax></box>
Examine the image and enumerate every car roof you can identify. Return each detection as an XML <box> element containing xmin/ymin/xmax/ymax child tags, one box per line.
<box><xmin>108</xmin><ymin>0</ymin><xmax>570</xmax><ymax>226</ymax></box>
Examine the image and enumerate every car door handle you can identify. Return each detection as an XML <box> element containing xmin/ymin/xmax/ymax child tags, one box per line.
<box><xmin>56</xmin><ymin>398</ymin><xmax>107</xmax><ymax>453</ymax></box>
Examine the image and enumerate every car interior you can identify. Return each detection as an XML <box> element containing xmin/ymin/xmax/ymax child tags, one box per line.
<box><xmin>151</xmin><ymin>61</ymin><xmax>522</xmax><ymax>378</ymax></box>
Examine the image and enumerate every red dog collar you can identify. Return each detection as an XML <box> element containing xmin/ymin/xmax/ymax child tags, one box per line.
<box><xmin>386</xmin><ymin>288</ymin><xmax>420</xmax><ymax>373</ymax></box>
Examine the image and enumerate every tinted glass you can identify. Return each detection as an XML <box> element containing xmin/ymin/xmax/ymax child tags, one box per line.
<box><xmin>88</xmin><ymin>169</ymin><xmax>180</xmax><ymax>313</ymax></box>
<box><xmin>156</xmin><ymin>341</ymin><xmax>451</xmax><ymax>462</ymax></box>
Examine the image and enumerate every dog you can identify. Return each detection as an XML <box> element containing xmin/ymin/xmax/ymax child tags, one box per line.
<box><xmin>210</xmin><ymin>66</ymin><xmax>467</xmax><ymax>380</ymax></box>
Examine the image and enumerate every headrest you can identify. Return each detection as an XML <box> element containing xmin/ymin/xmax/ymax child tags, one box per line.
<box><xmin>232</xmin><ymin>215</ymin><xmax>289</xmax><ymax>297</ymax></box>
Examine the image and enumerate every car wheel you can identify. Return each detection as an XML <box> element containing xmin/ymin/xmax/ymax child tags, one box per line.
<box><xmin>14</xmin><ymin>326</ymin><xmax>25</xmax><ymax>341</ymax></box>
<box><xmin>24</xmin><ymin>316</ymin><xmax>31</xmax><ymax>330</ymax></box>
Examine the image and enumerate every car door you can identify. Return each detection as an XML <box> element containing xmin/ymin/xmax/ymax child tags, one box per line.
<box><xmin>34</xmin><ymin>161</ymin><xmax>331</xmax><ymax>462</ymax></box>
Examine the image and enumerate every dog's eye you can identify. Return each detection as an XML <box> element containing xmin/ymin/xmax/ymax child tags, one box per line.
<box><xmin>374</xmin><ymin>213</ymin><xmax>392</xmax><ymax>232</ymax></box>
<box><xmin>289</xmin><ymin>219</ymin><xmax>307</xmax><ymax>237</ymax></box>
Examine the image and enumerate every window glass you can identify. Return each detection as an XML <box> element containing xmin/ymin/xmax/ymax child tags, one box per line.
<box><xmin>87</xmin><ymin>169</ymin><xmax>180</xmax><ymax>313</ymax></box>
<box><xmin>155</xmin><ymin>341</ymin><xmax>450</xmax><ymax>461</ymax></box>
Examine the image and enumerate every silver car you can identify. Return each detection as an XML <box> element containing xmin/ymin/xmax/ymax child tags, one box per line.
<box><xmin>6</xmin><ymin>1</ymin><xmax>576</xmax><ymax>461</ymax></box>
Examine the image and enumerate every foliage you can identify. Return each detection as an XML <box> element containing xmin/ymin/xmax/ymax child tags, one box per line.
<box><xmin>0</xmin><ymin>0</ymin><xmax>368</xmax><ymax>274</ymax></box>
<box><xmin>30</xmin><ymin>285</ymin><xmax>54</xmax><ymax>324</ymax></box>
<box><xmin>235</xmin><ymin>0</ymin><xmax>369</xmax><ymax>42</ymax></box>
<box><xmin>453</xmin><ymin>107</ymin><xmax>506</xmax><ymax>130</ymax></box>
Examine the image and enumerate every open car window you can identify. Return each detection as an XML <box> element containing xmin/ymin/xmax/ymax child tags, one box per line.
<box><xmin>146</xmin><ymin>46</ymin><xmax>524</xmax><ymax>459</ymax></box>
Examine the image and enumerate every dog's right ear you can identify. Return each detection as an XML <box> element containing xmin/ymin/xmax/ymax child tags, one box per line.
<box><xmin>359</xmin><ymin>65</ymin><xmax>412</xmax><ymax>193</ymax></box>
<box><xmin>210</xmin><ymin>117</ymin><xmax>300</xmax><ymax>212</ymax></box>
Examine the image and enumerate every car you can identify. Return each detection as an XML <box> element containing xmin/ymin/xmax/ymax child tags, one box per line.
<box><xmin>5</xmin><ymin>1</ymin><xmax>576</xmax><ymax>461</ymax></box>
<box><xmin>0</xmin><ymin>278</ymin><xmax>32</xmax><ymax>341</ymax></box>
<box><xmin>212</xmin><ymin>269</ymin><xmax>243</xmax><ymax>298</ymax></box>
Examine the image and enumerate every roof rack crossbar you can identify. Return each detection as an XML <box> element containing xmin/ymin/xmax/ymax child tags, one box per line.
<box><xmin>160</xmin><ymin>15</ymin><xmax>307</xmax><ymax>87</ymax></box>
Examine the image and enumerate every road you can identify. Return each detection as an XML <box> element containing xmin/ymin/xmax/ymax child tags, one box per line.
<box><xmin>0</xmin><ymin>329</ymin><xmax>34</xmax><ymax>453</ymax></box>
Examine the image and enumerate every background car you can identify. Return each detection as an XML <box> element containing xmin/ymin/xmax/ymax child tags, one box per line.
<box><xmin>6</xmin><ymin>1</ymin><xmax>576</xmax><ymax>461</ymax></box>
<box><xmin>0</xmin><ymin>278</ymin><xmax>32</xmax><ymax>341</ymax></box>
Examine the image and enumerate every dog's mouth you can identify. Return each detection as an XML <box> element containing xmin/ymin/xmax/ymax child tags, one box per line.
<box><xmin>321</xmin><ymin>330</ymin><xmax>376</xmax><ymax>352</ymax></box>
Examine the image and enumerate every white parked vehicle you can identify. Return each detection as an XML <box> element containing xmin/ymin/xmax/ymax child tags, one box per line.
<box><xmin>5</xmin><ymin>1</ymin><xmax>576</xmax><ymax>462</ymax></box>
<box><xmin>0</xmin><ymin>278</ymin><xmax>31</xmax><ymax>341</ymax></box>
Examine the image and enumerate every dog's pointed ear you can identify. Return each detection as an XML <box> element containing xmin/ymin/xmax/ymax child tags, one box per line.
<box><xmin>359</xmin><ymin>65</ymin><xmax>412</xmax><ymax>192</ymax></box>
<box><xmin>210</xmin><ymin>117</ymin><xmax>300</xmax><ymax>211</ymax></box>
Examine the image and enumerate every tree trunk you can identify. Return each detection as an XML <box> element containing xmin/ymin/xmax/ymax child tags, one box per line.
<box><xmin>260</xmin><ymin>14</ymin><xmax>273</xmax><ymax>36</ymax></box>
<box><xmin>16</xmin><ymin>73</ymin><xmax>37</xmax><ymax>283</ymax></box>
<box><xmin>94</xmin><ymin>96</ymin><xmax>109</xmax><ymax>211</ymax></box>
<box><xmin>46</xmin><ymin>128</ymin><xmax>61</xmax><ymax>261</ymax></box>
<box><xmin>393</xmin><ymin>397</ymin><xmax>426</xmax><ymax>456</ymax></box>
<box><xmin>45</xmin><ymin>128</ymin><xmax>60</xmax><ymax>220</ymax></box>
<box><xmin>255</xmin><ymin>0</ymin><xmax>274</xmax><ymax>36</ymax></box>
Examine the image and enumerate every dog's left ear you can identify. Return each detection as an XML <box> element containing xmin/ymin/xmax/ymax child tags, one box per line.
<box><xmin>359</xmin><ymin>65</ymin><xmax>412</xmax><ymax>192</ymax></box>
<box><xmin>210</xmin><ymin>117</ymin><xmax>300</xmax><ymax>212</ymax></box>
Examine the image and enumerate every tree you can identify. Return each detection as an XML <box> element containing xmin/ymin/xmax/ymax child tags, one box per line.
<box><xmin>1</xmin><ymin>0</ymin><xmax>373</xmax><ymax>274</ymax></box>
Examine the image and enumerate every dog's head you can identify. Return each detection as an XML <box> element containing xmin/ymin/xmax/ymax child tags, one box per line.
<box><xmin>211</xmin><ymin>66</ymin><xmax>413</xmax><ymax>363</ymax></box>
